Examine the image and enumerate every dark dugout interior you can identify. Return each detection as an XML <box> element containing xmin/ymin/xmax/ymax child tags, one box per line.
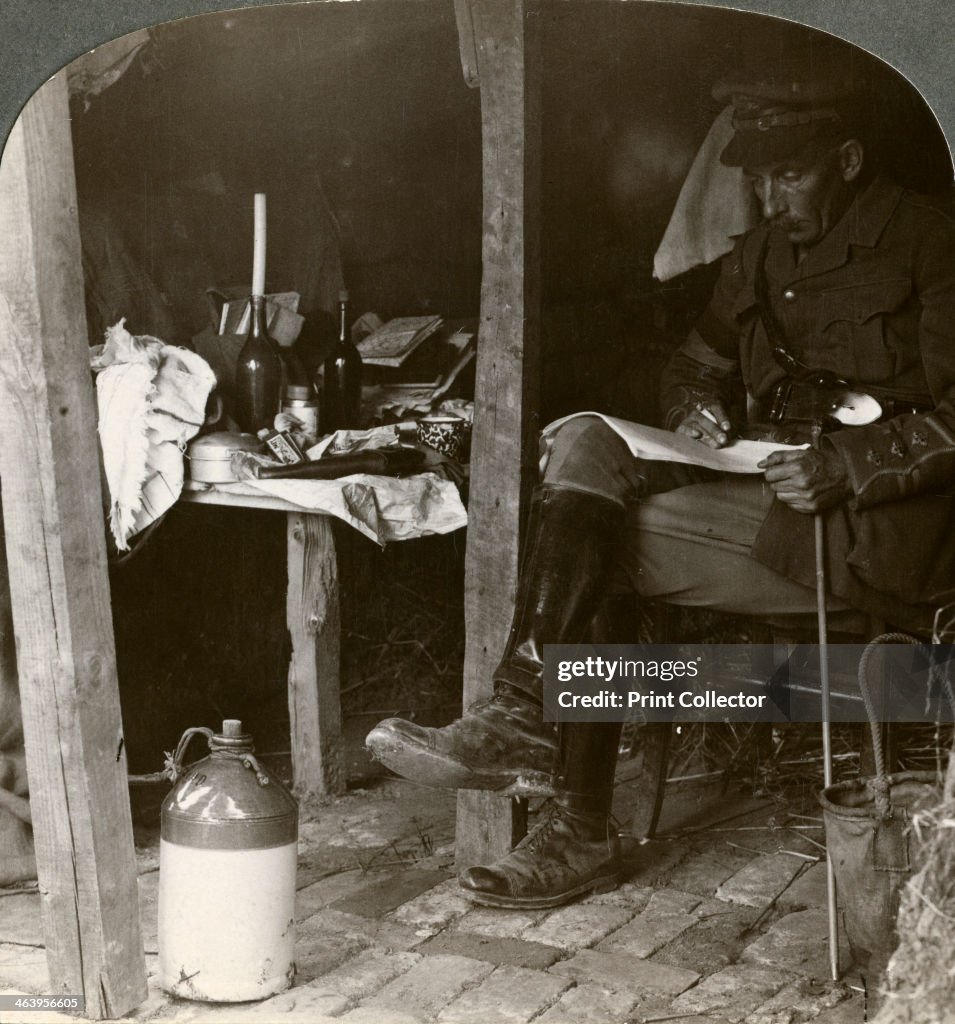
<box><xmin>69</xmin><ymin>1</ymin><xmax>953</xmax><ymax>773</ymax></box>
<box><xmin>71</xmin><ymin>0</ymin><xmax>953</xmax><ymax>423</ymax></box>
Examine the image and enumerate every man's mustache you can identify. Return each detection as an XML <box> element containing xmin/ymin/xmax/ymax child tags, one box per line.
<box><xmin>770</xmin><ymin>217</ymin><xmax>802</xmax><ymax>233</ymax></box>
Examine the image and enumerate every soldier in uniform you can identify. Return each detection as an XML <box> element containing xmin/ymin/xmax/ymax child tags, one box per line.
<box><xmin>367</xmin><ymin>64</ymin><xmax>955</xmax><ymax>909</ymax></box>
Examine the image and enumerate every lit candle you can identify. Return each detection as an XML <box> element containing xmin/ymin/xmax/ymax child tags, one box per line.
<box><xmin>251</xmin><ymin>192</ymin><xmax>267</xmax><ymax>298</ymax></box>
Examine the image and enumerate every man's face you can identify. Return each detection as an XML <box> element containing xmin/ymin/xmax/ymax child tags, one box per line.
<box><xmin>744</xmin><ymin>145</ymin><xmax>851</xmax><ymax>250</ymax></box>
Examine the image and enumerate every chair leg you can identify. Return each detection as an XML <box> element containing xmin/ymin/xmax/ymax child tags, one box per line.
<box><xmin>587</xmin><ymin>595</ymin><xmax>670</xmax><ymax>840</ymax></box>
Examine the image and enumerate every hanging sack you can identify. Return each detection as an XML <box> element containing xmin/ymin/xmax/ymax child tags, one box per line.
<box><xmin>818</xmin><ymin>634</ymin><xmax>947</xmax><ymax>983</ymax></box>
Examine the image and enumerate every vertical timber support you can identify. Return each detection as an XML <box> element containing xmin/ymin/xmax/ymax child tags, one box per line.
<box><xmin>287</xmin><ymin>511</ymin><xmax>345</xmax><ymax>799</ymax></box>
<box><xmin>0</xmin><ymin>75</ymin><xmax>147</xmax><ymax>1017</ymax></box>
<box><xmin>456</xmin><ymin>0</ymin><xmax>541</xmax><ymax>869</ymax></box>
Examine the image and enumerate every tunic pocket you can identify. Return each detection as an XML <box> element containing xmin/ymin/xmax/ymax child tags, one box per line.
<box><xmin>817</xmin><ymin>278</ymin><xmax>912</xmax><ymax>385</ymax></box>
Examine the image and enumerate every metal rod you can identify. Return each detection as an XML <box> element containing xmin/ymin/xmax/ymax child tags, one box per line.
<box><xmin>815</xmin><ymin>511</ymin><xmax>840</xmax><ymax>981</ymax></box>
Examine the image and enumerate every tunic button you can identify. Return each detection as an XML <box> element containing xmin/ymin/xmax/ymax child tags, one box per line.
<box><xmin>783</xmin><ymin>289</ymin><xmax>797</xmax><ymax>302</ymax></box>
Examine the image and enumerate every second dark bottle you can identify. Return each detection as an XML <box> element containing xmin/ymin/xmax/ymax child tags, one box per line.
<box><xmin>319</xmin><ymin>289</ymin><xmax>362</xmax><ymax>434</ymax></box>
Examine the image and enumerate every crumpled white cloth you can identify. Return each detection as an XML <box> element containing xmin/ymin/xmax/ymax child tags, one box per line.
<box><xmin>93</xmin><ymin>320</ymin><xmax>216</xmax><ymax>550</ymax></box>
<box><xmin>653</xmin><ymin>105</ymin><xmax>760</xmax><ymax>282</ymax></box>
<box><xmin>247</xmin><ymin>471</ymin><xmax>468</xmax><ymax>545</ymax></box>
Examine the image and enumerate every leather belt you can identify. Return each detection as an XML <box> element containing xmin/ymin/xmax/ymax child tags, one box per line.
<box><xmin>879</xmin><ymin>397</ymin><xmax>933</xmax><ymax>419</ymax></box>
<box><xmin>757</xmin><ymin>382</ymin><xmax>931</xmax><ymax>428</ymax></box>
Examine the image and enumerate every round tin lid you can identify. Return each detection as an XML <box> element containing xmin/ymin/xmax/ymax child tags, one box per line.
<box><xmin>283</xmin><ymin>384</ymin><xmax>316</xmax><ymax>402</ymax></box>
<box><xmin>187</xmin><ymin>431</ymin><xmax>263</xmax><ymax>461</ymax></box>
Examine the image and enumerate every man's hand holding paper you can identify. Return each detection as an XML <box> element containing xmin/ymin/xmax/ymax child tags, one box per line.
<box><xmin>675</xmin><ymin>399</ymin><xmax>735</xmax><ymax>448</ymax></box>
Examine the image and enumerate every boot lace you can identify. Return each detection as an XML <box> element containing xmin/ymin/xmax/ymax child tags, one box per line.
<box><xmin>524</xmin><ymin>801</ymin><xmax>562</xmax><ymax>853</ymax></box>
<box><xmin>466</xmin><ymin>692</ymin><xmax>531</xmax><ymax>717</ymax></box>
<box><xmin>466</xmin><ymin>696</ymin><xmax>501</xmax><ymax>714</ymax></box>
<box><xmin>521</xmin><ymin>800</ymin><xmax>617</xmax><ymax>854</ymax></box>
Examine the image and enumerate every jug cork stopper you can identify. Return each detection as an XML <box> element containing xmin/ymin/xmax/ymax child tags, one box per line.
<box><xmin>222</xmin><ymin>719</ymin><xmax>244</xmax><ymax>738</ymax></box>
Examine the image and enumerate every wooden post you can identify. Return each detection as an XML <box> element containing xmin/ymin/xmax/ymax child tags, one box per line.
<box><xmin>0</xmin><ymin>494</ymin><xmax>36</xmax><ymax>886</ymax></box>
<box><xmin>456</xmin><ymin>0</ymin><xmax>541</xmax><ymax>869</ymax></box>
<box><xmin>286</xmin><ymin>512</ymin><xmax>345</xmax><ymax>799</ymax></box>
<box><xmin>0</xmin><ymin>74</ymin><xmax>147</xmax><ymax>1017</ymax></box>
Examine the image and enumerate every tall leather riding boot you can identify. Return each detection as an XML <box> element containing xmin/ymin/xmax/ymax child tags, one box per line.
<box><xmin>366</xmin><ymin>486</ymin><xmax>624</xmax><ymax>794</ymax></box>
<box><xmin>458</xmin><ymin>720</ymin><xmax>624</xmax><ymax>908</ymax></box>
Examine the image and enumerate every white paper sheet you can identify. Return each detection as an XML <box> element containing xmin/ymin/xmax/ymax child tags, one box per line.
<box><xmin>541</xmin><ymin>412</ymin><xmax>806</xmax><ymax>474</ymax></box>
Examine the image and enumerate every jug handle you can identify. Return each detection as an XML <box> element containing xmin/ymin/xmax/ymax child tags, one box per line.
<box><xmin>163</xmin><ymin>726</ymin><xmax>215</xmax><ymax>783</ymax></box>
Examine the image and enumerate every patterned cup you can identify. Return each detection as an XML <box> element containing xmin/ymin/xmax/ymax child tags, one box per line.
<box><xmin>416</xmin><ymin>415</ymin><xmax>467</xmax><ymax>459</ymax></box>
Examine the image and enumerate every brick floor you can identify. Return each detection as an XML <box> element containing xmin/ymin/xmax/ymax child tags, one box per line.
<box><xmin>436</xmin><ymin>965</ymin><xmax>570</xmax><ymax>1023</ymax></box>
<box><xmin>249</xmin><ymin>949</ymin><xmax>421</xmax><ymax>1019</ymax></box>
<box><xmin>451</xmin><ymin>906</ymin><xmax>550</xmax><ymax>940</ymax></box>
<box><xmin>299</xmin><ymin>907</ymin><xmax>423</xmax><ymax>953</ymax></box>
<box><xmin>548</xmin><ymin>948</ymin><xmax>700</xmax><ymax>998</ymax></box>
<box><xmin>651</xmin><ymin>904</ymin><xmax>755</xmax><ymax>975</ymax></box>
<box><xmin>596</xmin><ymin>889</ymin><xmax>702</xmax><ymax>957</ymax></box>
<box><xmin>137</xmin><ymin>871</ymin><xmax>160</xmax><ymax>955</ymax></box>
<box><xmin>669</xmin><ymin>963</ymin><xmax>790</xmax><ymax>1022</ymax></box>
<box><xmin>716</xmin><ymin>852</ymin><xmax>808</xmax><ymax>908</ymax></box>
<box><xmin>744</xmin><ymin>977</ymin><xmax>855</xmax><ymax>1024</ymax></box>
<box><xmin>338</xmin><ymin>1007</ymin><xmax>422</xmax><ymax>1024</ymax></box>
<box><xmin>777</xmin><ymin>860</ymin><xmax>830</xmax><ymax>912</ymax></box>
<box><xmin>521</xmin><ymin>901</ymin><xmax>636</xmax><ymax>951</ymax></box>
<box><xmin>356</xmin><ymin>953</ymin><xmax>493</xmax><ymax>1020</ymax></box>
<box><xmin>330</xmin><ymin>868</ymin><xmax>451</xmax><ymax>919</ymax></box>
<box><xmin>666</xmin><ymin>846</ymin><xmax>754</xmax><ymax>896</ymax></box>
<box><xmin>416</xmin><ymin>930</ymin><xmax>563</xmax><ymax>970</ymax></box>
<box><xmin>809</xmin><ymin>998</ymin><xmax>867</xmax><ymax>1023</ymax></box>
<box><xmin>292</xmin><ymin>919</ymin><xmax>374</xmax><ymax>985</ymax></box>
<box><xmin>390</xmin><ymin>879</ymin><xmax>474</xmax><ymax>935</ymax></box>
<box><xmin>295</xmin><ymin>868</ymin><xmax>378</xmax><ymax>923</ymax></box>
<box><xmin>534</xmin><ymin>982</ymin><xmax>639</xmax><ymax>1024</ymax></box>
<box><xmin>0</xmin><ymin>781</ymin><xmax>873</xmax><ymax>1024</ymax></box>
<box><xmin>741</xmin><ymin>908</ymin><xmax>852</xmax><ymax>979</ymax></box>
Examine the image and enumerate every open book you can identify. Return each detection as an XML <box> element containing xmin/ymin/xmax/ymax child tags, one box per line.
<box><xmin>540</xmin><ymin>412</ymin><xmax>806</xmax><ymax>473</ymax></box>
<box><xmin>357</xmin><ymin>315</ymin><xmax>444</xmax><ymax>367</ymax></box>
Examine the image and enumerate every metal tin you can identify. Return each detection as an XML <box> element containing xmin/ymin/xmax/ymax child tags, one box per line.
<box><xmin>281</xmin><ymin>386</ymin><xmax>319</xmax><ymax>437</ymax></box>
<box><xmin>185</xmin><ymin>431</ymin><xmax>262</xmax><ymax>483</ymax></box>
<box><xmin>161</xmin><ymin>720</ymin><xmax>298</xmax><ymax>849</ymax></box>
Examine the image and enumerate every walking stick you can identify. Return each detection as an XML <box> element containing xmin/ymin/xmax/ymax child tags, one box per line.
<box><xmin>815</xmin><ymin>511</ymin><xmax>840</xmax><ymax>981</ymax></box>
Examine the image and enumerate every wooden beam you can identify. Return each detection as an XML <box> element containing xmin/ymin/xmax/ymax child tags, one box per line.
<box><xmin>456</xmin><ymin>0</ymin><xmax>541</xmax><ymax>869</ymax></box>
<box><xmin>0</xmin><ymin>496</ymin><xmax>36</xmax><ymax>886</ymax></box>
<box><xmin>0</xmin><ymin>73</ymin><xmax>146</xmax><ymax>1017</ymax></box>
<box><xmin>287</xmin><ymin>512</ymin><xmax>345</xmax><ymax>799</ymax></box>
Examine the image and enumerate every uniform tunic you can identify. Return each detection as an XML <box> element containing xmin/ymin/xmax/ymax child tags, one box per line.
<box><xmin>661</xmin><ymin>174</ymin><xmax>955</xmax><ymax>631</ymax></box>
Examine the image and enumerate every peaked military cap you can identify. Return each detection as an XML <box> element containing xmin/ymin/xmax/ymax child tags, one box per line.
<box><xmin>714</xmin><ymin>47</ymin><xmax>867</xmax><ymax>167</ymax></box>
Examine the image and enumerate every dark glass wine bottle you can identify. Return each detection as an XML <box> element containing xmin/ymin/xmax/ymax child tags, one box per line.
<box><xmin>319</xmin><ymin>289</ymin><xmax>362</xmax><ymax>434</ymax></box>
<box><xmin>234</xmin><ymin>295</ymin><xmax>283</xmax><ymax>434</ymax></box>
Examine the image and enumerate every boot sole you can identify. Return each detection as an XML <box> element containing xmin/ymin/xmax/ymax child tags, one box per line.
<box><xmin>459</xmin><ymin>871</ymin><xmax>622</xmax><ymax>910</ymax></box>
<box><xmin>366</xmin><ymin>726</ymin><xmax>556</xmax><ymax>796</ymax></box>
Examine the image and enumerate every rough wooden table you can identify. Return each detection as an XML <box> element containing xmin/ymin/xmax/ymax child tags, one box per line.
<box><xmin>181</xmin><ymin>480</ymin><xmax>345</xmax><ymax>799</ymax></box>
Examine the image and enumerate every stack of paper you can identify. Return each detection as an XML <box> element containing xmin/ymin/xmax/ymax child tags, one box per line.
<box><xmin>540</xmin><ymin>412</ymin><xmax>806</xmax><ymax>473</ymax></box>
